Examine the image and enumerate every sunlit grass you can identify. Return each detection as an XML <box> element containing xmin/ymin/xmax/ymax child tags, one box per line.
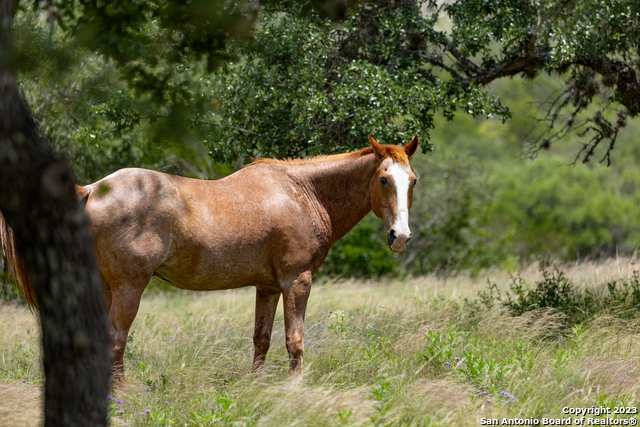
<box><xmin>2</xmin><ymin>260</ymin><xmax>640</xmax><ymax>426</ymax></box>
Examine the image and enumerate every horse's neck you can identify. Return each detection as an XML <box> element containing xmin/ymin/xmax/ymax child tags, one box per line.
<box><xmin>288</xmin><ymin>154</ymin><xmax>377</xmax><ymax>245</ymax></box>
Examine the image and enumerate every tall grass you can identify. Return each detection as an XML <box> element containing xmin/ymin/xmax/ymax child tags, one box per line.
<box><xmin>2</xmin><ymin>260</ymin><xmax>640</xmax><ymax>426</ymax></box>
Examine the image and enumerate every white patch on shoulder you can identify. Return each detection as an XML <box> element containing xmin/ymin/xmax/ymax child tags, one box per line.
<box><xmin>388</xmin><ymin>163</ymin><xmax>411</xmax><ymax>233</ymax></box>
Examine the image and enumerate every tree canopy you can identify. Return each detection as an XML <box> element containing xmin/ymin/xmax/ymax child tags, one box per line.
<box><xmin>15</xmin><ymin>0</ymin><xmax>640</xmax><ymax>174</ymax></box>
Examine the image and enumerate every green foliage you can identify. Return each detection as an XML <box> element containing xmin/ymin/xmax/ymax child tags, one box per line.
<box><xmin>486</xmin><ymin>262</ymin><xmax>585</xmax><ymax>321</ymax></box>
<box><xmin>14</xmin><ymin>11</ymin><xmax>201</xmax><ymax>183</ymax></box>
<box><xmin>487</xmin><ymin>158</ymin><xmax>640</xmax><ymax>261</ymax></box>
<box><xmin>33</xmin><ymin>0</ymin><xmax>255</xmax><ymax>94</ymax></box>
<box><xmin>209</xmin><ymin>9</ymin><xmax>509</xmax><ymax>161</ymax></box>
<box><xmin>423</xmin><ymin>330</ymin><xmax>467</xmax><ymax>367</ymax></box>
<box><xmin>0</xmin><ymin>256</ymin><xmax>21</xmax><ymax>303</ymax></box>
<box><xmin>0</xmin><ymin>272</ymin><xmax>20</xmax><ymax>302</ymax></box>
<box><xmin>423</xmin><ymin>330</ymin><xmax>538</xmax><ymax>389</ymax></box>
<box><xmin>12</xmin><ymin>0</ymin><xmax>640</xmax><ymax>167</ymax></box>
<box><xmin>9</xmin><ymin>1</ymin><xmax>640</xmax><ymax>278</ymax></box>
<box><xmin>328</xmin><ymin>310</ymin><xmax>355</xmax><ymax>335</ymax></box>
<box><xmin>479</xmin><ymin>262</ymin><xmax>640</xmax><ymax>326</ymax></box>
<box><xmin>321</xmin><ymin>214</ymin><xmax>397</xmax><ymax>277</ymax></box>
<box><xmin>404</xmin><ymin>147</ymin><xmax>507</xmax><ymax>274</ymax></box>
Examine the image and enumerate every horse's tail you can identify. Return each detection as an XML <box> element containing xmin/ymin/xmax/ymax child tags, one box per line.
<box><xmin>0</xmin><ymin>185</ymin><xmax>91</xmax><ymax>312</ymax></box>
<box><xmin>0</xmin><ymin>212</ymin><xmax>37</xmax><ymax>311</ymax></box>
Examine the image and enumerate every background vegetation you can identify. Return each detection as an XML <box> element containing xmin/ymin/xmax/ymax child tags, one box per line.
<box><xmin>3</xmin><ymin>1</ymin><xmax>640</xmax><ymax>295</ymax></box>
<box><xmin>5</xmin><ymin>4</ymin><xmax>640</xmax><ymax>282</ymax></box>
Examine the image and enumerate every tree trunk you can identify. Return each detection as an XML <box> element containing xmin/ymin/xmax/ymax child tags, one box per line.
<box><xmin>0</xmin><ymin>1</ymin><xmax>110</xmax><ymax>425</ymax></box>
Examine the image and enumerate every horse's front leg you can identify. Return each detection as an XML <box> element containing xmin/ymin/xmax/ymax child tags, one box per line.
<box><xmin>281</xmin><ymin>271</ymin><xmax>312</xmax><ymax>378</ymax></box>
<box><xmin>252</xmin><ymin>288</ymin><xmax>280</xmax><ymax>371</ymax></box>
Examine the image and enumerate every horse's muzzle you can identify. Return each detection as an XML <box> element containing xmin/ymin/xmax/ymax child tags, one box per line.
<box><xmin>388</xmin><ymin>229</ymin><xmax>411</xmax><ymax>252</ymax></box>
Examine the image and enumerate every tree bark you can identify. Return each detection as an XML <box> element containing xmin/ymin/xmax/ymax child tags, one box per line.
<box><xmin>0</xmin><ymin>1</ymin><xmax>110</xmax><ymax>425</ymax></box>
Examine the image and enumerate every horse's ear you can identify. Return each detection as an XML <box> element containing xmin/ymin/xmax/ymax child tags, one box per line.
<box><xmin>405</xmin><ymin>135</ymin><xmax>418</xmax><ymax>158</ymax></box>
<box><xmin>369</xmin><ymin>134</ymin><xmax>386</xmax><ymax>159</ymax></box>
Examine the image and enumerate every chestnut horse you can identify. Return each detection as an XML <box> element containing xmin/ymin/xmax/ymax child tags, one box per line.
<box><xmin>1</xmin><ymin>134</ymin><xmax>418</xmax><ymax>381</ymax></box>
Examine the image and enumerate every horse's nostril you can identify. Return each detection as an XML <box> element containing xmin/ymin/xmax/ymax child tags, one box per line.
<box><xmin>388</xmin><ymin>229</ymin><xmax>397</xmax><ymax>247</ymax></box>
<box><xmin>406</xmin><ymin>237</ymin><xmax>411</xmax><ymax>243</ymax></box>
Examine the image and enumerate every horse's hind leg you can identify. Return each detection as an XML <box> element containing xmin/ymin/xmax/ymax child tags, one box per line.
<box><xmin>252</xmin><ymin>288</ymin><xmax>280</xmax><ymax>371</ymax></box>
<box><xmin>281</xmin><ymin>271</ymin><xmax>312</xmax><ymax>378</ymax></box>
<box><xmin>106</xmin><ymin>275</ymin><xmax>150</xmax><ymax>383</ymax></box>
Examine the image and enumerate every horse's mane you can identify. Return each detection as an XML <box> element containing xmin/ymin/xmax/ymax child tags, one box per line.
<box><xmin>246</xmin><ymin>145</ymin><xmax>409</xmax><ymax>168</ymax></box>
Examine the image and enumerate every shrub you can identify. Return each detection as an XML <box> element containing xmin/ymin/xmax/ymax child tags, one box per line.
<box><xmin>479</xmin><ymin>261</ymin><xmax>640</xmax><ymax>326</ymax></box>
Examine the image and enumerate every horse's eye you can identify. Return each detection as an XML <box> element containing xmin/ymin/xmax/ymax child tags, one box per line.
<box><xmin>380</xmin><ymin>177</ymin><xmax>388</xmax><ymax>185</ymax></box>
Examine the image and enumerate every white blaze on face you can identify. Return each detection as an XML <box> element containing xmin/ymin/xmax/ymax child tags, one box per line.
<box><xmin>388</xmin><ymin>162</ymin><xmax>411</xmax><ymax>239</ymax></box>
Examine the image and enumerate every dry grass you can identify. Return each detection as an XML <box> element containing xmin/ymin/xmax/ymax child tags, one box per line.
<box><xmin>2</xmin><ymin>258</ymin><xmax>640</xmax><ymax>425</ymax></box>
<box><xmin>0</xmin><ymin>380</ymin><xmax>42</xmax><ymax>426</ymax></box>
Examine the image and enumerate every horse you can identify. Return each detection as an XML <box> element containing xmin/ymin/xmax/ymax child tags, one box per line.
<box><xmin>1</xmin><ymin>134</ymin><xmax>418</xmax><ymax>382</ymax></box>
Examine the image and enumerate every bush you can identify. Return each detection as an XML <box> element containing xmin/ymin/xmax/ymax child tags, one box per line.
<box><xmin>478</xmin><ymin>261</ymin><xmax>640</xmax><ymax>326</ymax></box>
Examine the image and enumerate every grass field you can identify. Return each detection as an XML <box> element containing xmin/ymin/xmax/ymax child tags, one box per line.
<box><xmin>2</xmin><ymin>259</ymin><xmax>640</xmax><ymax>426</ymax></box>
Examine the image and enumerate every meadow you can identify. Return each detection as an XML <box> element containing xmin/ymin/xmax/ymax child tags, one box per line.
<box><xmin>2</xmin><ymin>259</ymin><xmax>640</xmax><ymax>426</ymax></box>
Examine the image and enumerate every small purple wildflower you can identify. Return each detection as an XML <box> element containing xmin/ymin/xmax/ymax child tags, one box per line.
<box><xmin>568</xmin><ymin>386</ymin><xmax>575</xmax><ymax>390</ymax></box>
<box><xmin>22</xmin><ymin>379</ymin><xmax>27</xmax><ymax>383</ymax></box>
<box><xmin>107</xmin><ymin>396</ymin><xmax>112</xmax><ymax>400</ymax></box>
<box><xmin>307</xmin><ymin>341</ymin><xmax>312</xmax><ymax>345</ymax></box>
<box><xmin>119</xmin><ymin>410</ymin><xmax>124</xmax><ymax>414</ymax></box>
<box><xmin>164</xmin><ymin>401</ymin><xmax>169</xmax><ymax>404</ymax></box>
<box><xmin>145</xmin><ymin>409</ymin><xmax>151</xmax><ymax>413</ymax></box>
<box><xmin>316</xmin><ymin>349</ymin><xmax>320</xmax><ymax>352</ymax></box>
<box><xmin>444</xmin><ymin>362</ymin><xmax>452</xmax><ymax>366</ymax></box>
<box><xmin>168</xmin><ymin>336</ymin><xmax>174</xmax><ymax>340</ymax></box>
<box><xmin>117</xmin><ymin>399</ymin><xmax>123</xmax><ymax>404</ymax></box>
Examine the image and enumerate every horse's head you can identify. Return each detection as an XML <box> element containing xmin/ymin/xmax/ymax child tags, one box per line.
<box><xmin>368</xmin><ymin>134</ymin><xmax>418</xmax><ymax>253</ymax></box>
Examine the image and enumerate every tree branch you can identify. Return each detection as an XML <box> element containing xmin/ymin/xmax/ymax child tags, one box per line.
<box><xmin>577</xmin><ymin>56</ymin><xmax>640</xmax><ymax>116</ymax></box>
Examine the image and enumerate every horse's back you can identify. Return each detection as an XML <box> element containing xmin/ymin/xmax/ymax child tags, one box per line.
<box><xmin>84</xmin><ymin>167</ymin><xmax>326</xmax><ymax>291</ymax></box>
